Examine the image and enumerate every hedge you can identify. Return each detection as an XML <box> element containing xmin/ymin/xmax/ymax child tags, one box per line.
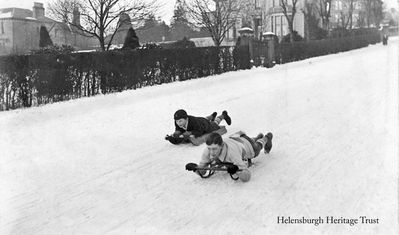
<box><xmin>277</xmin><ymin>33</ymin><xmax>381</xmax><ymax>64</ymax></box>
<box><xmin>0</xmin><ymin>46</ymin><xmax>241</xmax><ymax>111</ymax></box>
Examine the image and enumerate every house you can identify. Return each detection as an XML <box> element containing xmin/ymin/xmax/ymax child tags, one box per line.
<box><xmin>0</xmin><ymin>2</ymin><xmax>97</xmax><ymax>55</ymax></box>
<box><xmin>265</xmin><ymin>0</ymin><xmax>305</xmax><ymax>39</ymax></box>
<box><xmin>225</xmin><ymin>0</ymin><xmax>305</xmax><ymax>41</ymax></box>
<box><xmin>226</xmin><ymin>0</ymin><xmax>370</xmax><ymax>42</ymax></box>
<box><xmin>329</xmin><ymin>0</ymin><xmax>365</xmax><ymax>29</ymax></box>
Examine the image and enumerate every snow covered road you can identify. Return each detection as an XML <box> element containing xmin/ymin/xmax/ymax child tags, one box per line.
<box><xmin>1</xmin><ymin>38</ymin><xmax>398</xmax><ymax>234</ymax></box>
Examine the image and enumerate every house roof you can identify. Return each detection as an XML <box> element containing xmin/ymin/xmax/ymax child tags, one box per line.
<box><xmin>0</xmin><ymin>6</ymin><xmax>91</xmax><ymax>37</ymax></box>
<box><xmin>0</xmin><ymin>8</ymin><xmax>34</xmax><ymax>20</ymax></box>
<box><xmin>0</xmin><ymin>7</ymin><xmax>57</xmax><ymax>23</ymax></box>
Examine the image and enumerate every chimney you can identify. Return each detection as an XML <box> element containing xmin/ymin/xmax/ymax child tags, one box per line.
<box><xmin>33</xmin><ymin>2</ymin><xmax>45</xmax><ymax>19</ymax></box>
<box><xmin>72</xmin><ymin>7</ymin><xmax>81</xmax><ymax>26</ymax></box>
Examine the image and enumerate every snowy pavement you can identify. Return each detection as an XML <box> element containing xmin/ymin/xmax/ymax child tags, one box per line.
<box><xmin>0</xmin><ymin>38</ymin><xmax>398</xmax><ymax>235</ymax></box>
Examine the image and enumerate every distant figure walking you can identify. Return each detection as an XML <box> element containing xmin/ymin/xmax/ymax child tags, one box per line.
<box><xmin>382</xmin><ymin>34</ymin><xmax>388</xmax><ymax>46</ymax></box>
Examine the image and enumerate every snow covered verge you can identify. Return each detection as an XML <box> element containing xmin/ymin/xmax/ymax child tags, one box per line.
<box><xmin>0</xmin><ymin>38</ymin><xmax>398</xmax><ymax>234</ymax></box>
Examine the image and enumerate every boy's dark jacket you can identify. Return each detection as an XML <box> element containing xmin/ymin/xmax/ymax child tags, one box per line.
<box><xmin>175</xmin><ymin>115</ymin><xmax>219</xmax><ymax>137</ymax></box>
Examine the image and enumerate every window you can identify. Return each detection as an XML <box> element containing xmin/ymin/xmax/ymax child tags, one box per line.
<box><xmin>281</xmin><ymin>16</ymin><xmax>287</xmax><ymax>36</ymax></box>
<box><xmin>255</xmin><ymin>18</ymin><xmax>262</xmax><ymax>27</ymax></box>
<box><xmin>276</xmin><ymin>16</ymin><xmax>282</xmax><ymax>37</ymax></box>
<box><xmin>273</xmin><ymin>0</ymin><xmax>283</xmax><ymax>7</ymax></box>
<box><xmin>273</xmin><ymin>15</ymin><xmax>288</xmax><ymax>38</ymax></box>
<box><xmin>255</xmin><ymin>0</ymin><xmax>261</xmax><ymax>9</ymax></box>
<box><xmin>270</xmin><ymin>16</ymin><xmax>275</xmax><ymax>33</ymax></box>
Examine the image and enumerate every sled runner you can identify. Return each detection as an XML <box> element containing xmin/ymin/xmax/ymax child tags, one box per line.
<box><xmin>165</xmin><ymin>126</ymin><xmax>227</xmax><ymax>146</ymax></box>
<box><xmin>185</xmin><ymin>162</ymin><xmax>243</xmax><ymax>180</ymax></box>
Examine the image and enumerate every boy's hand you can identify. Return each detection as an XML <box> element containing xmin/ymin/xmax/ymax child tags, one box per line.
<box><xmin>172</xmin><ymin>131</ymin><xmax>181</xmax><ymax>138</ymax></box>
<box><xmin>227</xmin><ymin>165</ymin><xmax>239</xmax><ymax>174</ymax></box>
<box><xmin>181</xmin><ymin>131</ymin><xmax>192</xmax><ymax>139</ymax></box>
<box><xmin>185</xmin><ymin>163</ymin><xmax>198</xmax><ymax>171</ymax></box>
<box><xmin>165</xmin><ymin>135</ymin><xmax>185</xmax><ymax>145</ymax></box>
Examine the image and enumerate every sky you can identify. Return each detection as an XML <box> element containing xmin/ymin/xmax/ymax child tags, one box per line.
<box><xmin>0</xmin><ymin>0</ymin><xmax>176</xmax><ymax>24</ymax></box>
<box><xmin>0</xmin><ymin>0</ymin><xmax>398</xmax><ymax>25</ymax></box>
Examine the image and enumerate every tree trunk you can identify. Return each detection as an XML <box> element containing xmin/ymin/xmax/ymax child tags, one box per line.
<box><xmin>212</xmin><ymin>36</ymin><xmax>222</xmax><ymax>47</ymax></box>
<box><xmin>288</xmin><ymin>17</ymin><xmax>295</xmax><ymax>43</ymax></box>
<box><xmin>91</xmin><ymin>72</ymin><xmax>96</xmax><ymax>95</ymax></box>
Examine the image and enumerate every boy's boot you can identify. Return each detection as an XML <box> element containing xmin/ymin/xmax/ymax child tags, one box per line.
<box><xmin>253</xmin><ymin>133</ymin><xmax>264</xmax><ymax>142</ymax></box>
<box><xmin>221</xmin><ymin>110</ymin><xmax>231</xmax><ymax>125</ymax></box>
<box><xmin>264</xmin><ymin>132</ymin><xmax>273</xmax><ymax>154</ymax></box>
<box><xmin>206</xmin><ymin>112</ymin><xmax>217</xmax><ymax>122</ymax></box>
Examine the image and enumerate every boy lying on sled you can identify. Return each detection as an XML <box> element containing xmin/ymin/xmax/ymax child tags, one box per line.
<box><xmin>165</xmin><ymin>109</ymin><xmax>231</xmax><ymax>145</ymax></box>
<box><xmin>186</xmin><ymin>131</ymin><xmax>273</xmax><ymax>182</ymax></box>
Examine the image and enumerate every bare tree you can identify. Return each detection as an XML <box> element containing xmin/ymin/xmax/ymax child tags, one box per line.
<box><xmin>237</xmin><ymin>0</ymin><xmax>256</xmax><ymax>27</ymax></box>
<box><xmin>356</xmin><ymin>10</ymin><xmax>367</xmax><ymax>27</ymax></box>
<box><xmin>235</xmin><ymin>0</ymin><xmax>265</xmax><ymax>39</ymax></box>
<box><xmin>185</xmin><ymin>0</ymin><xmax>241</xmax><ymax>47</ymax></box>
<box><xmin>358</xmin><ymin>0</ymin><xmax>383</xmax><ymax>28</ymax></box>
<box><xmin>47</xmin><ymin>0</ymin><xmax>78</xmax><ymax>23</ymax></box>
<box><xmin>363</xmin><ymin>0</ymin><xmax>373</xmax><ymax>27</ymax></box>
<box><xmin>48</xmin><ymin>0</ymin><xmax>158</xmax><ymax>51</ymax></box>
<box><xmin>302</xmin><ymin>0</ymin><xmax>320</xmax><ymax>40</ymax></box>
<box><xmin>347</xmin><ymin>0</ymin><xmax>356</xmax><ymax>29</ymax></box>
<box><xmin>280</xmin><ymin>0</ymin><xmax>300</xmax><ymax>42</ymax></box>
<box><xmin>317</xmin><ymin>0</ymin><xmax>332</xmax><ymax>30</ymax></box>
<box><xmin>338</xmin><ymin>0</ymin><xmax>355</xmax><ymax>29</ymax></box>
<box><xmin>261</xmin><ymin>13</ymin><xmax>271</xmax><ymax>36</ymax></box>
<box><xmin>371</xmin><ymin>0</ymin><xmax>384</xmax><ymax>27</ymax></box>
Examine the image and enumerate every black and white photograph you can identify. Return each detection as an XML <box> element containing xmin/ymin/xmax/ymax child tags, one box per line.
<box><xmin>0</xmin><ymin>0</ymin><xmax>398</xmax><ymax>234</ymax></box>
